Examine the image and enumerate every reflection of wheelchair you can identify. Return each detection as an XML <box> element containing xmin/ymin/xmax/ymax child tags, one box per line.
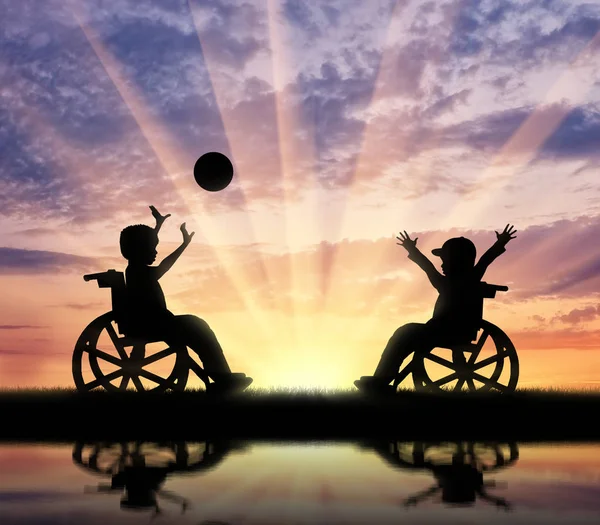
<box><xmin>394</xmin><ymin>283</ymin><xmax>519</xmax><ymax>393</ymax></box>
<box><xmin>365</xmin><ymin>440</ymin><xmax>518</xmax><ymax>509</ymax></box>
<box><xmin>72</xmin><ymin>440</ymin><xmax>244</xmax><ymax>514</ymax></box>
<box><xmin>72</xmin><ymin>270</ymin><xmax>209</xmax><ymax>392</ymax></box>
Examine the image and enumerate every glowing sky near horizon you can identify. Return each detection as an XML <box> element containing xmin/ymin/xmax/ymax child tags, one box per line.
<box><xmin>2</xmin><ymin>0</ymin><xmax>600</xmax><ymax>389</ymax></box>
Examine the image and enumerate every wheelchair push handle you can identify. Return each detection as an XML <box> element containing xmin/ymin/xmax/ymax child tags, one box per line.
<box><xmin>480</xmin><ymin>282</ymin><xmax>509</xmax><ymax>298</ymax></box>
<box><xmin>84</xmin><ymin>272</ymin><xmax>106</xmax><ymax>282</ymax></box>
<box><xmin>83</xmin><ymin>269</ymin><xmax>122</xmax><ymax>288</ymax></box>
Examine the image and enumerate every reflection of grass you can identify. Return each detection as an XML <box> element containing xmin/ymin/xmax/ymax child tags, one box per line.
<box><xmin>1</xmin><ymin>387</ymin><xmax>600</xmax><ymax>442</ymax></box>
<box><xmin>2</xmin><ymin>385</ymin><xmax>600</xmax><ymax>399</ymax></box>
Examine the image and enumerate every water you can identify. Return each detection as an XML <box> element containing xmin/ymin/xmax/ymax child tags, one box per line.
<box><xmin>1</xmin><ymin>441</ymin><xmax>599</xmax><ymax>524</ymax></box>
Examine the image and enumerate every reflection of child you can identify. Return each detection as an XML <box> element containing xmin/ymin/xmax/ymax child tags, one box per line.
<box><xmin>106</xmin><ymin>466</ymin><xmax>189</xmax><ymax>514</ymax></box>
<box><xmin>355</xmin><ymin>225</ymin><xmax>517</xmax><ymax>394</ymax></box>
<box><xmin>120</xmin><ymin>205</ymin><xmax>252</xmax><ymax>393</ymax></box>
<box><xmin>403</xmin><ymin>459</ymin><xmax>511</xmax><ymax>510</ymax></box>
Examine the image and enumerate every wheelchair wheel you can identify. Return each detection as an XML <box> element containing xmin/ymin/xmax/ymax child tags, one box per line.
<box><xmin>72</xmin><ymin>312</ymin><xmax>191</xmax><ymax>392</ymax></box>
<box><xmin>370</xmin><ymin>441</ymin><xmax>519</xmax><ymax>472</ymax></box>
<box><xmin>406</xmin><ymin>320</ymin><xmax>519</xmax><ymax>393</ymax></box>
<box><xmin>72</xmin><ymin>440</ymin><xmax>242</xmax><ymax>476</ymax></box>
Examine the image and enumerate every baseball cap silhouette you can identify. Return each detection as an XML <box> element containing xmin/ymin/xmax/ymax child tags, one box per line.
<box><xmin>432</xmin><ymin>237</ymin><xmax>476</xmax><ymax>261</ymax></box>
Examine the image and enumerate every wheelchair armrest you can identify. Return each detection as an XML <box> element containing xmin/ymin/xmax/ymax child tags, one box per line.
<box><xmin>480</xmin><ymin>282</ymin><xmax>509</xmax><ymax>298</ymax></box>
<box><xmin>84</xmin><ymin>270</ymin><xmax>124</xmax><ymax>289</ymax></box>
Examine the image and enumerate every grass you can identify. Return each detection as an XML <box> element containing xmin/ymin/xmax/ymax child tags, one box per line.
<box><xmin>1</xmin><ymin>386</ymin><xmax>600</xmax><ymax>443</ymax></box>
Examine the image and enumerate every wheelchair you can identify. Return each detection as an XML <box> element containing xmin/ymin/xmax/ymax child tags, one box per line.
<box><xmin>72</xmin><ymin>270</ymin><xmax>210</xmax><ymax>392</ymax></box>
<box><xmin>393</xmin><ymin>283</ymin><xmax>519</xmax><ymax>393</ymax></box>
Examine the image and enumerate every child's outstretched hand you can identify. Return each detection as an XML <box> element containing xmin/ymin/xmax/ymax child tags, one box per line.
<box><xmin>396</xmin><ymin>230</ymin><xmax>418</xmax><ymax>252</ymax></box>
<box><xmin>180</xmin><ymin>223</ymin><xmax>195</xmax><ymax>245</ymax></box>
<box><xmin>495</xmin><ymin>224</ymin><xmax>517</xmax><ymax>246</ymax></box>
<box><xmin>150</xmin><ymin>205</ymin><xmax>171</xmax><ymax>227</ymax></box>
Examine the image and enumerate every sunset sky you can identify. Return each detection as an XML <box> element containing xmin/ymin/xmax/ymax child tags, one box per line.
<box><xmin>2</xmin><ymin>0</ymin><xmax>600</xmax><ymax>390</ymax></box>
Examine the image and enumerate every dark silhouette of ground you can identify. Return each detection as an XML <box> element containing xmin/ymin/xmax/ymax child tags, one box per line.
<box><xmin>2</xmin><ymin>388</ymin><xmax>600</xmax><ymax>441</ymax></box>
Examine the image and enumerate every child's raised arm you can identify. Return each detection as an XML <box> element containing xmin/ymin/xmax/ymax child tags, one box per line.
<box><xmin>474</xmin><ymin>224</ymin><xmax>517</xmax><ymax>280</ymax></box>
<box><xmin>155</xmin><ymin>223</ymin><xmax>195</xmax><ymax>279</ymax></box>
<box><xmin>397</xmin><ymin>231</ymin><xmax>444</xmax><ymax>290</ymax></box>
<box><xmin>150</xmin><ymin>205</ymin><xmax>171</xmax><ymax>234</ymax></box>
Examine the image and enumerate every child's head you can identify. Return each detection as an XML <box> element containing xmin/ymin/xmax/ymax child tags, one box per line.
<box><xmin>120</xmin><ymin>224</ymin><xmax>158</xmax><ymax>265</ymax></box>
<box><xmin>432</xmin><ymin>237</ymin><xmax>476</xmax><ymax>276</ymax></box>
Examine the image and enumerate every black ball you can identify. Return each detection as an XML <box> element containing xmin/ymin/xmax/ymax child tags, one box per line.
<box><xmin>193</xmin><ymin>152</ymin><xmax>234</xmax><ymax>192</ymax></box>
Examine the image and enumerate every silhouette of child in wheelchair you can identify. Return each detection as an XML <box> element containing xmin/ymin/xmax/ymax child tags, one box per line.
<box><xmin>75</xmin><ymin>440</ymin><xmax>241</xmax><ymax>516</ymax></box>
<box><xmin>355</xmin><ymin>225</ymin><xmax>518</xmax><ymax>394</ymax></box>
<box><xmin>73</xmin><ymin>206</ymin><xmax>252</xmax><ymax>393</ymax></box>
<box><xmin>369</xmin><ymin>441</ymin><xmax>516</xmax><ymax>510</ymax></box>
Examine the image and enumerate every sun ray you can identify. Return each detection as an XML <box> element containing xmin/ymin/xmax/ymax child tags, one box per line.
<box><xmin>301</xmin><ymin>1</ymin><xmax>410</xmax><ymax>372</ymax></box>
<box><xmin>317</xmin><ymin>1</ymin><xmax>467</xmax><ymax>368</ymax></box>
<box><xmin>318</xmin><ymin>25</ymin><xmax>600</xmax><ymax>381</ymax></box>
<box><xmin>442</xmin><ymin>29</ymin><xmax>600</xmax><ymax>230</ymax></box>
<box><xmin>69</xmin><ymin>2</ymin><xmax>275</xmax><ymax>341</ymax></box>
<box><xmin>186</xmin><ymin>0</ymin><xmax>280</xmax><ymax>312</ymax></box>
<box><xmin>264</xmin><ymin>0</ymin><xmax>325</xmax><ymax>377</ymax></box>
<box><xmin>330</xmin><ymin>33</ymin><xmax>509</xmax><ymax>352</ymax></box>
<box><xmin>0</xmin><ymin>68</ymin><xmax>103</xmax><ymax>257</ymax></box>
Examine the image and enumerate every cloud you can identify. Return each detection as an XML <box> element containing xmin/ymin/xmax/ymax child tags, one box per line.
<box><xmin>2</xmin><ymin>0</ymin><xmax>600</xmax><ymax>229</ymax></box>
<box><xmin>0</xmin><ymin>348</ymin><xmax>66</xmax><ymax>356</ymax></box>
<box><xmin>15</xmin><ymin>228</ymin><xmax>65</xmax><ymax>238</ymax></box>
<box><xmin>450</xmin><ymin>0</ymin><xmax>600</xmax><ymax>69</ymax></box>
<box><xmin>0</xmin><ymin>247</ymin><xmax>100</xmax><ymax>274</ymax></box>
<box><xmin>0</xmin><ymin>0</ymin><xmax>273</xmax><ymax>223</ymax></box>
<box><xmin>538</xmin><ymin>106</ymin><xmax>600</xmax><ymax>160</ymax></box>
<box><xmin>553</xmin><ymin>305</ymin><xmax>600</xmax><ymax>325</ymax></box>
<box><xmin>50</xmin><ymin>301</ymin><xmax>106</xmax><ymax>310</ymax></box>
<box><xmin>165</xmin><ymin>215</ymin><xmax>600</xmax><ymax>322</ymax></box>
<box><xmin>541</xmin><ymin>255</ymin><xmax>600</xmax><ymax>296</ymax></box>
<box><xmin>0</xmin><ymin>325</ymin><xmax>47</xmax><ymax>329</ymax></box>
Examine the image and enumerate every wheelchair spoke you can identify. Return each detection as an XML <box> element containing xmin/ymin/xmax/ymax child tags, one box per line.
<box><xmin>119</xmin><ymin>374</ymin><xmax>130</xmax><ymax>391</ymax></box>
<box><xmin>105</xmin><ymin>323</ymin><xmax>129</xmax><ymax>361</ymax></box>
<box><xmin>131</xmin><ymin>375</ymin><xmax>145</xmax><ymax>392</ymax></box>
<box><xmin>86</xmin><ymin>347</ymin><xmax>123</xmax><ymax>367</ymax></box>
<box><xmin>84</xmin><ymin>369</ymin><xmax>125</xmax><ymax>391</ymax></box>
<box><xmin>139</xmin><ymin>347</ymin><xmax>177</xmax><ymax>367</ymax></box>
<box><xmin>137</xmin><ymin>369</ymin><xmax>171</xmax><ymax>386</ymax></box>
<box><xmin>423</xmin><ymin>353</ymin><xmax>456</xmax><ymax>370</ymax></box>
<box><xmin>471</xmin><ymin>349</ymin><xmax>510</xmax><ymax>371</ymax></box>
<box><xmin>468</xmin><ymin>332</ymin><xmax>488</xmax><ymax>365</ymax></box>
<box><xmin>188</xmin><ymin>359</ymin><xmax>209</xmax><ymax>383</ymax></box>
<box><xmin>432</xmin><ymin>372</ymin><xmax>459</xmax><ymax>387</ymax></box>
<box><xmin>454</xmin><ymin>378</ymin><xmax>466</xmax><ymax>391</ymax></box>
<box><xmin>394</xmin><ymin>362</ymin><xmax>413</xmax><ymax>387</ymax></box>
<box><xmin>466</xmin><ymin>378</ymin><xmax>476</xmax><ymax>391</ymax></box>
<box><xmin>470</xmin><ymin>372</ymin><xmax>509</xmax><ymax>393</ymax></box>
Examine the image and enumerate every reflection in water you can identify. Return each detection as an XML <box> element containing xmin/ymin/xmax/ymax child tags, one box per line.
<box><xmin>72</xmin><ymin>440</ymin><xmax>242</xmax><ymax>516</ymax></box>
<box><xmin>365</xmin><ymin>441</ymin><xmax>518</xmax><ymax>510</ymax></box>
<box><xmin>2</xmin><ymin>441</ymin><xmax>600</xmax><ymax>523</ymax></box>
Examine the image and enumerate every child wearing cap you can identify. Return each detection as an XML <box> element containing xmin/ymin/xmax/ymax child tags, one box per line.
<box><xmin>354</xmin><ymin>224</ymin><xmax>517</xmax><ymax>394</ymax></box>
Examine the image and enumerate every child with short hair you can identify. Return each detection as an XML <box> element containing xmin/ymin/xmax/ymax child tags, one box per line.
<box><xmin>355</xmin><ymin>224</ymin><xmax>517</xmax><ymax>394</ymax></box>
<box><xmin>120</xmin><ymin>205</ymin><xmax>252</xmax><ymax>393</ymax></box>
